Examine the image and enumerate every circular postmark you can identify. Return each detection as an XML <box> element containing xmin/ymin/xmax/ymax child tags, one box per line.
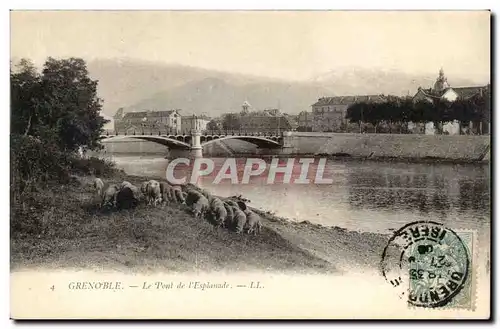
<box><xmin>381</xmin><ymin>221</ymin><xmax>470</xmax><ymax>308</ymax></box>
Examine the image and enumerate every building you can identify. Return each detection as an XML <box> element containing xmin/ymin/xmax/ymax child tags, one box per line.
<box><xmin>237</xmin><ymin>102</ymin><xmax>293</xmax><ymax>133</ymax></box>
<box><xmin>114</xmin><ymin>109</ymin><xmax>182</xmax><ymax>134</ymax></box>
<box><xmin>241</xmin><ymin>101</ymin><xmax>251</xmax><ymax>115</ymax></box>
<box><xmin>311</xmin><ymin>95</ymin><xmax>386</xmax><ymax>132</ymax></box>
<box><xmin>181</xmin><ymin>114</ymin><xmax>211</xmax><ymax>133</ymax></box>
<box><xmin>284</xmin><ymin>113</ymin><xmax>299</xmax><ymax>131</ymax></box>
<box><xmin>263</xmin><ymin>108</ymin><xmax>281</xmax><ymax>116</ymax></box>
<box><xmin>412</xmin><ymin>69</ymin><xmax>489</xmax><ymax>135</ymax></box>
<box><xmin>297</xmin><ymin>111</ymin><xmax>313</xmax><ymax>131</ymax></box>
<box><xmin>239</xmin><ymin>115</ymin><xmax>292</xmax><ymax>133</ymax></box>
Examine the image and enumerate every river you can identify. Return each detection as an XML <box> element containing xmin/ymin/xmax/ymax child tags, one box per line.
<box><xmin>108</xmin><ymin>154</ymin><xmax>490</xmax><ymax>240</ymax></box>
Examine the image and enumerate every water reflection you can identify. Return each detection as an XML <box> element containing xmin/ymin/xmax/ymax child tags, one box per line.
<box><xmin>110</xmin><ymin>155</ymin><xmax>490</xmax><ymax>235</ymax></box>
<box><xmin>347</xmin><ymin>164</ymin><xmax>489</xmax><ymax>217</ymax></box>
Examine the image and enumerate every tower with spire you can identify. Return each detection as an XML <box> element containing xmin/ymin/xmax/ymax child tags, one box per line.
<box><xmin>432</xmin><ymin>68</ymin><xmax>450</xmax><ymax>94</ymax></box>
<box><xmin>241</xmin><ymin>100</ymin><xmax>251</xmax><ymax>115</ymax></box>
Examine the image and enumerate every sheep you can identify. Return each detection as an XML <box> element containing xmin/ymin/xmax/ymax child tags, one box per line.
<box><xmin>128</xmin><ymin>184</ymin><xmax>142</xmax><ymax>202</ymax></box>
<box><xmin>140</xmin><ymin>181</ymin><xmax>149</xmax><ymax>195</ymax></box>
<box><xmin>116</xmin><ymin>186</ymin><xmax>139</xmax><ymax>210</ymax></box>
<box><xmin>210</xmin><ymin>197</ymin><xmax>228</xmax><ymax>228</ymax></box>
<box><xmin>120</xmin><ymin>181</ymin><xmax>134</xmax><ymax>190</ymax></box>
<box><xmin>244</xmin><ymin>210</ymin><xmax>262</xmax><ymax>235</ymax></box>
<box><xmin>101</xmin><ymin>183</ymin><xmax>120</xmax><ymax>209</ymax></box>
<box><xmin>224</xmin><ymin>198</ymin><xmax>247</xmax><ymax>212</ymax></box>
<box><xmin>159</xmin><ymin>182</ymin><xmax>173</xmax><ymax>199</ymax></box>
<box><xmin>236</xmin><ymin>200</ymin><xmax>248</xmax><ymax>212</ymax></box>
<box><xmin>185</xmin><ymin>189</ymin><xmax>203</xmax><ymax>207</ymax></box>
<box><xmin>191</xmin><ymin>195</ymin><xmax>210</xmax><ymax>219</ymax></box>
<box><xmin>159</xmin><ymin>181</ymin><xmax>174</xmax><ymax>205</ymax></box>
<box><xmin>200</xmin><ymin>189</ymin><xmax>213</xmax><ymax>202</ymax></box>
<box><xmin>223</xmin><ymin>201</ymin><xmax>235</xmax><ymax>229</ymax></box>
<box><xmin>232</xmin><ymin>206</ymin><xmax>248</xmax><ymax>234</ymax></box>
<box><xmin>93</xmin><ymin>178</ymin><xmax>104</xmax><ymax>197</ymax></box>
<box><xmin>224</xmin><ymin>199</ymin><xmax>240</xmax><ymax>209</ymax></box>
<box><xmin>146</xmin><ymin>180</ymin><xmax>162</xmax><ymax>206</ymax></box>
<box><xmin>172</xmin><ymin>186</ymin><xmax>185</xmax><ymax>203</ymax></box>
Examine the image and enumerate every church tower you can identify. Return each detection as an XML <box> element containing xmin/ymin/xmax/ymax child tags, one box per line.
<box><xmin>241</xmin><ymin>100</ymin><xmax>251</xmax><ymax>115</ymax></box>
<box><xmin>432</xmin><ymin>68</ymin><xmax>450</xmax><ymax>94</ymax></box>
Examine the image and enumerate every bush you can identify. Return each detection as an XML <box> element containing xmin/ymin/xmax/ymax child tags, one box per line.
<box><xmin>10</xmin><ymin>134</ymin><xmax>119</xmax><ymax>235</ymax></box>
<box><xmin>68</xmin><ymin>156</ymin><xmax>118</xmax><ymax>177</ymax></box>
<box><xmin>11</xmin><ymin>134</ymin><xmax>70</xmax><ymax>198</ymax></box>
<box><xmin>10</xmin><ymin>134</ymin><xmax>69</xmax><ymax>232</ymax></box>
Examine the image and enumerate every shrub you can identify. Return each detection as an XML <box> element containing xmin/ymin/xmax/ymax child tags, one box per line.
<box><xmin>68</xmin><ymin>156</ymin><xmax>118</xmax><ymax>177</ymax></box>
<box><xmin>10</xmin><ymin>134</ymin><xmax>69</xmax><ymax>199</ymax></box>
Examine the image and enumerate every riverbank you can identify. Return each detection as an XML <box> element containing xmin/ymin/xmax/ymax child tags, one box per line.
<box><xmin>10</xmin><ymin>172</ymin><xmax>390</xmax><ymax>274</ymax></box>
<box><xmin>101</xmin><ymin>132</ymin><xmax>491</xmax><ymax>164</ymax></box>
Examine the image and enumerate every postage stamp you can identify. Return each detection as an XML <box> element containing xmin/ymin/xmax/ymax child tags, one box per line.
<box><xmin>381</xmin><ymin>221</ymin><xmax>476</xmax><ymax>309</ymax></box>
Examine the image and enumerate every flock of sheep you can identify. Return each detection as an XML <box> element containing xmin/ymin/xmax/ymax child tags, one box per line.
<box><xmin>92</xmin><ymin>177</ymin><xmax>262</xmax><ymax>235</ymax></box>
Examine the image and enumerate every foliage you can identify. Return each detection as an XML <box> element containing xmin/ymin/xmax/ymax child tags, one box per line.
<box><xmin>10</xmin><ymin>135</ymin><xmax>70</xmax><ymax>198</ymax></box>
<box><xmin>345</xmin><ymin>92</ymin><xmax>491</xmax><ymax>132</ymax></box>
<box><xmin>221</xmin><ymin>113</ymin><xmax>242</xmax><ymax>130</ymax></box>
<box><xmin>207</xmin><ymin>118</ymin><xmax>222</xmax><ymax>131</ymax></box>
<box><xmin>11</xmin><ymin>57</ymin><xmax>108</xmax><ymax>152</ymax></box>
<box><xmin>11</xmin><ymin>57</ymin><xmax>117</xmax><ymax>235</ymax></box>
<box><xmin>68</xmin><ymin>156</ymin><xmax>118</xmax><ymax>177</ymax></box>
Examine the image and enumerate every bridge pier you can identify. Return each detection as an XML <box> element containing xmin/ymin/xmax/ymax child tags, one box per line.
<box><xmin>190</xmin><ymin>130</ymin><xmax>203</xmax><ymax>158</ymax></box>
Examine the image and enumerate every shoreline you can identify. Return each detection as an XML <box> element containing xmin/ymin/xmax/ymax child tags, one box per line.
<box><xmin>99</xmin><ymin>151</ymin><xmax>490</xmax><ymax>165</ymax></box>
<box><xmin>10</xmin><ymin>171</ymin><xmax>390</xmax><ymax>274</ymax></box>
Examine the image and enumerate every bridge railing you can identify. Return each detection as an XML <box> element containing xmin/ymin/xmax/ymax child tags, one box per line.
<box><xmin>105</xmin><ymin>128</ymin><xmax>286</xmax><ymax>137</ymax></box>
<box><xmin>203</xmin><ymin>129</ymin><xmax>285</xmax><ymax>137</ymax></box>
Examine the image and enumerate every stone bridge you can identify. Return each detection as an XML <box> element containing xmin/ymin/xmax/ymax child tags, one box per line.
<box><xmin>100</xmin><ymin>130</ymin><xmax>284</xmax><ymax>157</ymax></box>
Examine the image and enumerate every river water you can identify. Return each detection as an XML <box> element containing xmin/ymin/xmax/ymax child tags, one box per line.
<box><xmin>109</xmin><ymin>154</ymin><xmax>490</xmax><ymax>239</ymax></box>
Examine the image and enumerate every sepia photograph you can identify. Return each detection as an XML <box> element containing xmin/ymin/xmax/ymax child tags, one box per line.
<box><xmin>9</xmin><ymin>9</ymin><xmax>491</xmax><ymax>319</ymax></box>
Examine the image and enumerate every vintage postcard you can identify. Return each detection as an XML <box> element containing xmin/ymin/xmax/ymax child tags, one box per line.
<box><xmin>9</xmin><ymin>10</ymin><xmax>491</xmax><ymax>319</ymax></box>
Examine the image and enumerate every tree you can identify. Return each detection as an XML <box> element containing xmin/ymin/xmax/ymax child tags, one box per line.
<box><xmin>207</xmin><ymin>118</ymin><xmax>222</xmax><ymax>132</ymax></box>
<box><xmin>363</xmin><ymin>103</ymin><xmax>382</xmax><ymax>133</ymax></box>
<box><xmin>222</xmin><ymin>113</ymin><xmax>241</xmax><ymax>131</ymax></box>
<box><xmin>11</xmin><ymin>59</ymin><xmax>41</xmax><ymax>136</ymax></box>
<box><xmin>10</xmin><ymin>57</ymin><xmax>108</xmax><ymax>152</ymax></box>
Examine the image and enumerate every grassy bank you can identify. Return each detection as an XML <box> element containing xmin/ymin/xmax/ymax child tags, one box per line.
<box><xmin>10</xmin><ymin>172</ymin><xmax>390</xmax><ymax>274</ymax></box>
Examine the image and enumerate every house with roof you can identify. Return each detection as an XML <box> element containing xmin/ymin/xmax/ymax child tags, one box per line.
<box><xmin>181</xmin><ymin>114</ymin><xmax>211</xmax><ymax>133</ymax></box>
<box><xmin>297</xmin><ymin>111</ymin><xmax>313</xmax><ymax>131</ymax></box>
<box><xmin>411</xmin><ymin>68</ymin><xmax>489</xmax><ymax>135</ymax></box>
<box><xmin>114</xmin><ymin>109</ymin><xmax>182</xmax><ymax>134</ymax></box>
<box><xmin>236</xmin><ymin>102</ymin><xmax>293</xmax><ymax>133</ymax></box>
<box><xmin>311</xmin><ymin>95</ymin><xmax>386</xmax><ymax>132</ymax></box>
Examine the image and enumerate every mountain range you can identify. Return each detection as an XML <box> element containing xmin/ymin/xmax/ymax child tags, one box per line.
<box><xmin>87</xmin><ymin>58</ymin><xmax>488</xmax><ymax>118</ymax></box>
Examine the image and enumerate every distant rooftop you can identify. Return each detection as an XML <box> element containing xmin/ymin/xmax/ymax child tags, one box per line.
<box><xmin>312</xmin><ymin>95</ymin><xmax>387</xmax><ymax>107</ymax></box>
<box><xmin>122</xmin><ymin>109</ymin><xmax>180</xmax><ymax>119</ymax></box>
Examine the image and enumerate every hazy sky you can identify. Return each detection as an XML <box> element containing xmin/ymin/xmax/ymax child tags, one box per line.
<box><xmin>10</xmin><ymin>11</ymin><xmax>490</xmax><ymax>82</ymax></box>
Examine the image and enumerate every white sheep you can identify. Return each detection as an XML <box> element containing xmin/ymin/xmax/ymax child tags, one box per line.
<box><xmin>200</xmin><ymin>189</ymin><xmax>213</xmax><ymax>202</ymax></box>
<box><xmin>93</xmin><ymin>178</ymin><xmax>104</xmax><ymax>198</ymax></box>
<box><xmin>192</xmin><ymin>195</ymin><xmax>210</xmax><ymax>219</ymax></box>
<box><xmin>244</xmin><ymin>210</ymin><xmax>262</xmax><ymax>235</ymax></box>
<box><xmin>101</xmin><ymin>184</ymin><xmax>120</xmax><ymax>209</ymax></box>
<box><xmin>146</xmin><ymin>180</ymin><xmax>162</xmax><ymax>206</ymax></box>
<box><xmin>159</xmin><ymin>181</ymin><xmax>173</xmax><ymax>205</ymax></box>
<box><xmin>232</xmin><ymin>206</ymin><xmax>248</xmax><ymax>234</ymax></box>
<box><xmin>210</xmin><ymin>197</ymin><xmax>228</xmax><ymax>228</ymax></box>
<box><xmin>172</xmin><ymin>186</ymin><xmax>185</xmax><ymax>204</ymax></box>
<box><xmin>120</xmin><ymin>181</ymin><xmax>134</xmax><ymax>190</ymax></box>
<box><xmin>140</xmin><ymin>181</ymin><xmax>149</xmax><ymax>195</ymax></box>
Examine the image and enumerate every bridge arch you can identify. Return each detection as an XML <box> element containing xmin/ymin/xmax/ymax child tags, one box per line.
<box><xmin>200</xmin><ymin>135</ymin><xmax>282</xmax><ymax>149</ymax></box>
<box><xmin>100</xmin><ymin>135</ymin><xmax>191</xmax><ymax>150</ymax></box>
